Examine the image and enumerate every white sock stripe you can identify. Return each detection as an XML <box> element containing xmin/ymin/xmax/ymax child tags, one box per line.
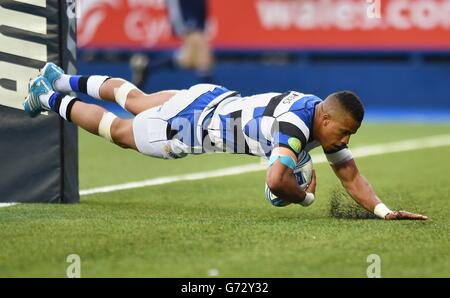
<box><xmin>98</xmin><ymin>112</ymin><xmax>117</xmax><ymax>142</ymax></box>
<box><xmin>87</xmin><ymin>75</ymin><xmax>110</xmax><ymax>99</ymax></box>
<box><xmin>59</xmin><ymin>95</ymin><xmax>75</xmax><ymax>120</ymax></box>
<box><xmin>114</xmin><ymin>82</ymin><xmax>137</xmax><ymax>109</ymax></box>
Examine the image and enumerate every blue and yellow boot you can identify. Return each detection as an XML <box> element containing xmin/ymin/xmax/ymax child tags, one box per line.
<box><xmin>40</xmin><ymin>62</ymin><xmax>65</xmax><ymax>90</ymax></box>
<box><xmin>23</xmin><ymin>76</ymin><xmax>52</xmax><ymax>117</ymax></box>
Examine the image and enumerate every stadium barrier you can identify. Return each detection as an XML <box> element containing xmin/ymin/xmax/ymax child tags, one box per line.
<box><xmin>76</xmin><ymin>0</ymin><xmax>450</xmax><ymax>113</ymax></box>
<box><xmin>0</xmin><ymin>0</ymin><xmax>78</xmax><ymax>203</ymax></box>
<box><xmin>76</xmin><ymin>50</ymin><xmax>450</xmax><ymax>112</ymax></box>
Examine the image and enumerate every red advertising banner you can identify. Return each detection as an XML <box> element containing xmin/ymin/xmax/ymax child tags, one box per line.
<box><xmin>77</xmin><ymin>0</ymin><xmax>450</xmax><ymax>50</ymax></box>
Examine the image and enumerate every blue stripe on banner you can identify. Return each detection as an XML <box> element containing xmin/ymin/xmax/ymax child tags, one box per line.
<box><xmin>365</xmin><ymin>108</ymin><xmax>450</xmax><ymax>123</ymax></box>
<box><xmin>69</xmin><ymin>75</ymin><xmax>81</xmax><ymax>92</ymax></box>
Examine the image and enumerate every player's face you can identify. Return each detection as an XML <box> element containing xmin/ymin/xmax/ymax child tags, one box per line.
<box><xmin>319</xmin><ymin>113</ymin><xmax>360</xmax><ymax>152</ymax></box>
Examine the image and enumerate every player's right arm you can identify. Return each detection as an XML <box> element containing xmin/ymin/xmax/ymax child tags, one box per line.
<box><xmin>265</xmin><ymin>147</ymin><xmax>316</xmax><ymax>205</ymax></box>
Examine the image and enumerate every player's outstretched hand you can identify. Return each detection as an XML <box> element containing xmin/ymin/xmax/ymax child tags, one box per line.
<box><xmin>305</xmin><ymin>170</ymin><xmax>316</xmax><ymax>194</ymax></box>
<box><xmin>385</xmin><ymin>211</ymin><xmax>428</xmax><ymax>220</ymax></box>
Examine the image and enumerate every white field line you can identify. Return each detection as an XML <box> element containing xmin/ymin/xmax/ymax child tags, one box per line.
<box><xmin>79</xmin><ymin>134</ymin><xmax>450</xmax><ymax>196</ymax></box>
<box><xmin>0</xmin><ymin>203</ymin><xmax>18</xmax><ymax>208</ymax></box>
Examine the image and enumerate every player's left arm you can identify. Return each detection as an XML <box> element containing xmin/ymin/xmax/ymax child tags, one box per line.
<box><xmin>331</xmin><ymin>157</ymin><xmax>428</xmax><ymax>220</ymax></box>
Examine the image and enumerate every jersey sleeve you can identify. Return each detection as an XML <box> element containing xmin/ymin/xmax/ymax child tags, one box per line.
<box><xmin>324</xmin><ymin>145</ymin><xmax>354</xmax><ymax>165</ymax></box>
<box><xmin>271</xmin><ymin>111</ymin><xmax>310</xmax><ymax>157</ymax></box>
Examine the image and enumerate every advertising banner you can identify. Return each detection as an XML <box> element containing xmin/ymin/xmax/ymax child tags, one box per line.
<box><xmin>77</xmin><ymin>0</ymin><xmax>450</xmax><ymax>50</ymax></box>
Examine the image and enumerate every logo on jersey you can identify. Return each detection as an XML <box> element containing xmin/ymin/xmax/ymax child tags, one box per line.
<box><xmin>282</xmin><ymin>92</ymin><xmax>299</xmax><ymax>104</ymax></box>
<box><xmin>288</xmin><ymin>137</ymin><xmax>302</xmax><ymax>153</ymax></box>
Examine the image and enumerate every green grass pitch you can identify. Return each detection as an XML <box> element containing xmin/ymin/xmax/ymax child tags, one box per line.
<box><xmin>0</xmin><ymin>123</ymin><xmax>449</xmax><ymax>277</ymax></box>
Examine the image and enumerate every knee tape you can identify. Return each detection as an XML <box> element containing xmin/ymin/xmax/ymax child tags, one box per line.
<box><xmin>98</xmin><ymin>112</ymin><xmax>117</xmax><ymax>143</ymax></box>
<box><xmin>114</xmin><ymin>82</ymin><xmax>137</xmax><ymax>109</ymax></box>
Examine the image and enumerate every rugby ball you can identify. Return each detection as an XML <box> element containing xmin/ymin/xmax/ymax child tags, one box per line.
<box><xmin>265</xmin><ymin>151</ymin><xmax>313</xmax><ymax>207</ymax></box>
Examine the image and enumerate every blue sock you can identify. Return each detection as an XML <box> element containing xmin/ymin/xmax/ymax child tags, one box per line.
<box><xmin>55</xmin><ymin>75</ymin><xmax>110</xmax><ymax>99</ymax></box>
<box><xmin>46</xmin><ymin>91</ymin><xmax>80</xmax><ymax>121</ymax></box>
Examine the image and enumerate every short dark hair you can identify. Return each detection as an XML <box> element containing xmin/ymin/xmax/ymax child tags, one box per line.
<box><xmin>331</xmin><ymin>91</ymin><xmax>365</xmax><ymax>123</ymax></box>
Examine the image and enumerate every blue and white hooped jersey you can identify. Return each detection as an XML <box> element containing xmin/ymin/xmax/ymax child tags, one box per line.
<box><xmin>206</xmin><ymin>91</ymin><xmax>320</xmax><ymax>158</ymax></box>
<box><xmin>206</xmin><ymin>91</ymin><xmax>353</xmax><ymax>165</ymax></box>
<box><xmin>164</xmin><ymin>84</ymin><xmax>353</xmax><ymax>165</ymax></box>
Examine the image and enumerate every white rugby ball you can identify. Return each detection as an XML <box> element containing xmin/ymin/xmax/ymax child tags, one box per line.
<box><xmin>293</xmin><ymin>151</ymin><xmax>314</xmax><ymax>189</ymax></box>
<box><xmin>265</xmin><ymin>151</ymin><xmax>313</xmax><ymax>207</ymax></box>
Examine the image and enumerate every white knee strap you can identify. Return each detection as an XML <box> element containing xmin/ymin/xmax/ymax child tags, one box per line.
<box><xmin>114</xmin><ymin>82</ymin><xmax>137</xmax><ymax>109</ymax></box>
<box><xmin>98</xmin><ymin>112</ymin><xmax>117</xmax><ymax>143</ymax></box>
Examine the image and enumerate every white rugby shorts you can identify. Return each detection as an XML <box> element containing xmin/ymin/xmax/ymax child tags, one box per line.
<box><xmin>132</xmin><ymin>84</ymin><xmax>235</xmax><ymax>159</ymax></box>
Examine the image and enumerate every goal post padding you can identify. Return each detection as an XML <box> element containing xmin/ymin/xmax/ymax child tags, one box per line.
<box><xmin>0</xmin><ymin>0</ymin><xmax>78</xmax><ymax>203</ymax></box>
